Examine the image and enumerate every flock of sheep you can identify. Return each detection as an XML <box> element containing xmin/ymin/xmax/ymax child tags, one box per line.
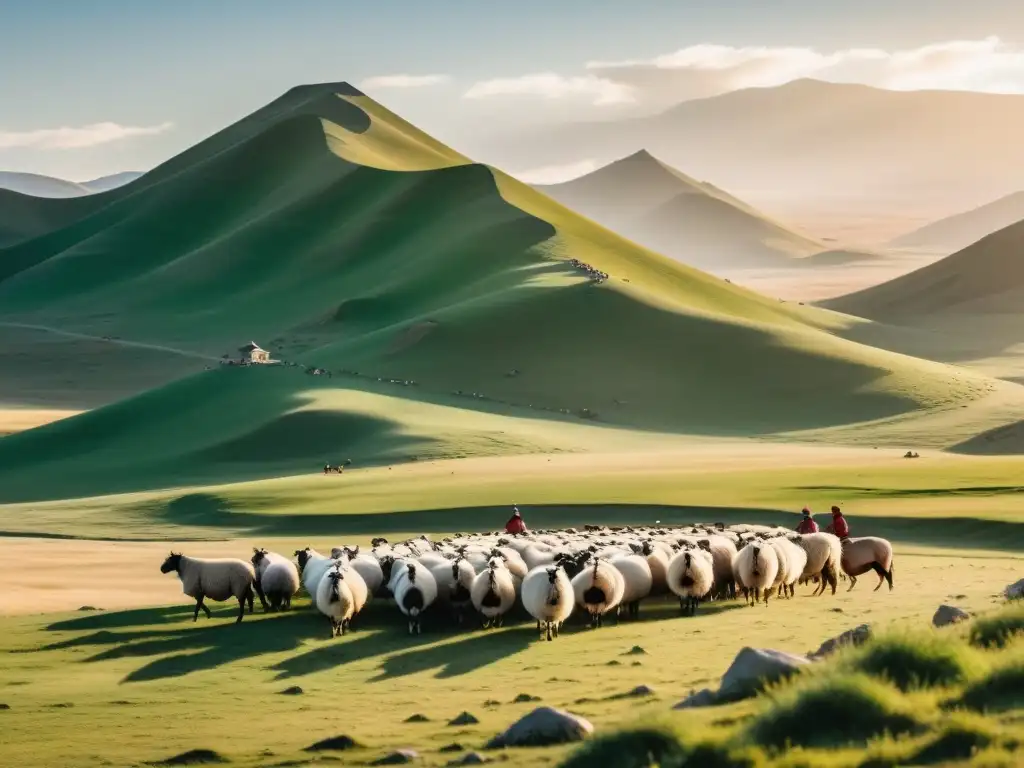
<box><xmin>159</xmin><ymin>523</ymin><xmax>895</xmax><ymax>639</ymax></box>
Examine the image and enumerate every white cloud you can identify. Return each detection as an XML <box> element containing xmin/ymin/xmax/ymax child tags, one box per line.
<box><xmin>0</xmin><ymin>121</ymin><xmax>173</xmax><ymax>150</ymax></box>
<box><xmin>463</xmin><ymin>73</ymin><xmax>635</xmax><ymax>105</ymax></box>
<box><xmin>360</xmin><ymin>73</ymin><xmax>451</xmax><ymax>89</ymax></box>
<box><xmin>511</xmin><ymin>159</ymin><xmax>599</xmax><ymax>185</ymax></box>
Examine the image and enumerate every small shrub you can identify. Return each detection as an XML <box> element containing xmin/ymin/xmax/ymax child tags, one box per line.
<box><xmin>843</xmin><ymin>631</ymin><xmax>980</xmax><ymax>691</ymax></box>
<box><xmin>957</xmin><ymin>656</ymin><xmax>1024</xmax><ymax>713</ymax></box>
<box><xmin>910</xmin><ymin>713</ymin><xmax>996</xmax><ymax>764</ymax></box>
<box><xmin>746</xmin><ymin>674</ymin><xmax>922</xmax><ymax>750</ymax></box>
<box><xmin>969</xmin><ymin>605</ymin><xmax>1024</xmax><ymax>649</ymax></box>
<box><xmin>558</xmin><ymin>726</ymin><xmax>764</xmax><ymax>768</ymax></box>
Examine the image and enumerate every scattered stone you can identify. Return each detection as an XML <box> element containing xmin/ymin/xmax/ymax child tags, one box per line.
<box><xmin>954</xmin><ymin>594</ymin><xmax>967</xmax><ymax>600</ymax></box>
<box><xmin>810</xmin><ymin>624</ymin><xmax>872</xmax><ymax>659</ymax></box>
<box><xmin>0</xmin><ymin>703</ymin><xmax>9</xmax><ymax>710</ymax></box>
<box><xmin>404</xmin><ymin>713</ymin><xmax>430</xmax><ymax>723</ymax></box>
<box><xmin>78</xmin><ymin>606</ymin><xmax>100</xmax><ymax>612</ymax></box>
<box><xmin>933</xmin><ymin>605</ymin><xmax>971</xmax><ymax>627</ymax></box>
<box><xmin>605</xmin><ymin>660</ymin><xmax>621</xmax><ymax>666</ymax></box>
<box><xmin>447</xmin><ymin>753</ymin><xmax>491</xmax><ymax>766</ymax></box>
<box><xmin>482</xmin><ymin>700</ymin><xmax>501</xmax><ymax>708</ymax></box>
<box><xmin>448</xmin><ymin>711</ymin><xmax>479</xmax><ymax>726</ymax></box>
<box><xmin>303</xmin><ymin>735</ymin><xmax>361</xmax><ymax>752</ymax></box>
<box><xmin>717</xmin><ymin>647</ymin><xmax>810</xmax><ymax>702</ymax></box>
<box><xmin>372</xmin><ymin>750</ymin><xmax>418</xmax><ymax>765</ymax></box>
<box><xmin>278</xmin><ymin>686</ymin><xmax>303</xmax><ymax>696</ymax></box>
<box><xmin>673</xmin><ymin>688</ymin><xmax>718</xmax><ymax>709</ymax></box>
<box><xmin>611</xmin><ymin>685</ymin><xmax>655</xmax><ymax>700</ymax></box>
<box><xmin>631</xmin><ymin>661</ymin><xmax>643</xmax><ymax>667</ymax></box>
<box><xmin>624</xmin><ymin>645</ymin><xmax>646</xmax><ymax>656</ymax></box>
<box><xmin>830</xmin><ymin>607</ymin><xmax>844</xmax><ymax>613</ymax></box>
<box><xmin>438</xmin><ymin>744</ymin><xmax>464</xmax><ymax>753</ymax></box>
<box><xmin>1004</xmin><ymin>578</ymin><xmax>1024</xmax><ymax>600</ymax></box>
<box><xmin>486</xmin><ymin>706</ymin><xmax>594</xmax><ymax>748</ymax></box>
<box><xmin>147</xmin><ymin>749</ymin><xmax>229</xmax><ymax>766</ymax></box>
<box><xmin>512</xmin><ymin>693</ymin><xmax>540</xmax><ymax>703</ymax></box>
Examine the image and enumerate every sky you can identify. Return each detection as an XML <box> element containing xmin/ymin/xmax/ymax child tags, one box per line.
<box><xmin>4</xmin><ymin>0</ymin><xmax>1024</xmax><ymax>181</ymax></box>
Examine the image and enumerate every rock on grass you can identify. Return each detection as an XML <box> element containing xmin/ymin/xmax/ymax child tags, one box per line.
<box><xmin>277</xmin><ymin>686</ymin><xmax>303</xmax><ymax>696</ymax></box>
<box><xmin>371</xmin><ymin>749</ymin><xmax>418</xmax><ymax>765</ymax></box>
<box><xmin>718</xmin><ymin>648</ymin><xmax>809</xmax><ymax>702</ymax></box>
<box><xmin>404</xmin><ymin>713</ymin><xmax>430</xmax><ymax>723</ymax></box>
<box><xmin>624</xmin><ymin>645</ymin><xmax>646</xmax><ymax>656</ymax></box>
<box><xmin>447</xmin><ymin>752</ymin><xmax>491</xmax><ymax>765</ymax></box>
<box><xmin>0</xmin><ymin>703</ymin><xmax>9</xmax><ymax>711</ymax></box>
<box><xmin>810</xmin><ymin>624</ymin><xmax>872</xmax><ymax>659</ymax></box>
<box><xmin>486</xmin><ymin>706</ymin><xmax>594</xmax><ymax>748</ymax></box>
<box><xmin>448</xmin><ymin>711</ymin><xmax>479</xmax><ymax>726</ymax></box>
<box><xmin>933</xmin><ymin>605</ymin><xmax>970</xmax><ymax>627</ymax></box>
<box><xmin>147</xmin><ymin>749</ymin><xmax>229</xmax><ymax>766</ymax></box>
<box><xmin>673</xmin><ymin>688</ymin><xmax>717</xmax><ymax>709</ymax></box>
<box><xmin>512</xmin><ymin>693</ymin><xmax>540</xmax><ymax>703</ymax></box>
<box><xmin>303</xmin><ymin>735</ymin><xmax>361</xmax><ymax>752</ymax></box>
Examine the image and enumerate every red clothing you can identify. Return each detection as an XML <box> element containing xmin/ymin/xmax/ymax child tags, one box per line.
<box><xmin>796</xmin><ymin>518</ymin><xmax>819</xmax><ymax>534</ymax></box>
<box><xmin>505</xmin><ymin>515</ymin><xmax>527</xmax><ymax>534</ymax></box>
<box><xmin>829</xmin><ymin>513</ymin><xmax>850</xmax><ymax>539</ymax></box>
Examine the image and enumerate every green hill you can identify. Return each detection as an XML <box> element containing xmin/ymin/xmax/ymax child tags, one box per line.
<box><xmin>536</xmin><ymin>150</ymin><xmax>875</xmax><ymax>270</ymax></box>
<box><xmin>0</xmin><ymin>82</ymin><xmax>1018</xmax><ymax>500</ymax></box>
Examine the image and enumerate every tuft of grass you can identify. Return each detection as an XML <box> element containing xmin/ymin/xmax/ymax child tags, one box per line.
<box><xmin>558</xmin><ymin>725</ymin><xmax>764</xmax><ymax>768</ymax></box>
<box><xmin>745</xmin><ymin>673</ymin><xmax>922</xmax><ymax>750</ymax></box>
<box><xmin>910</xmin><ymin>712</ymin><xmax>997</xmax><ymax>765</ymax></box>
<box><xmin>956</xmin><ymin>654</ymin><xmax>1024</xmax><ymax>713</ymax></box>
<box><xmin>969</xmin><ymin>604</ymin><xmax>1024</xmax><ymax>649</ymax></box>
<box><xmin>841</xmin><ymin>630</ymin><xmax>981</xmax><ymax>691</ymax></box>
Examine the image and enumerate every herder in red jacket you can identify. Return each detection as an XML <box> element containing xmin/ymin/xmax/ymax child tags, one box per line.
<box><xmin>827</xmin><ymin>506</ymin><xmax>850</xmax><ymax>539</ymax></box>
<box><xmin>505</xmin><ymin>506</ymin><xmax>527</xmax><ymax>535</ymax></box>
<box><xmin>795</xmin><ymin>507</ymin><xmax>819</xmax><ymax>534</ymax></box>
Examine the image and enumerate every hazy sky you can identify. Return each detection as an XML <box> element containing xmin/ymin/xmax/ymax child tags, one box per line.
<box><xmin>5</xmin><ymin>0</ymin><xmax>1024</xmax><ymax>180</ymax></box>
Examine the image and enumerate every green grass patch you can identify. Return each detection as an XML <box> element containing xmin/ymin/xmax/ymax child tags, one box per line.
<box><xmin>956</xmin><ymin>653</ymin><xmax>1024</xmax><ymax>713</ymax></box>
<box><xmin>969</xmin><ymin>604</ymin><xmax>1024</xmax><ymax>649</ymax></box>
<box><xmin>558</xmin><ymin>725</ymin><xmax>765</xmax><ymax>768</ymax></box>
<box><xmin>909</xmin><ymin>712</ymin><xmax>999</xmax><ymax>765</ymax></box>
<box><xmin>745</xmin><ymin>674</ymin><xmax>923</xmax><ymax>751</ymax></box>
<box><xmin>840</xmin><ymin>629</ymin><xmax>982</xmax><ymax>691</ymax></box>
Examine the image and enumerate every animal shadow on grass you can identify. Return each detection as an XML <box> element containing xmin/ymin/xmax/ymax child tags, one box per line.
<box><xmin>42</xmin><ymin>607</ymin><xmax>324</xmax><ymax>683</ymax></box>
<box><xmin>372</xmin><ymin>626</ymin><xmax>536</xmax><ymax>681</ymax></box>
<box><xmin>47</xmin><ymin>605</ymin><xmax>194</xmax><ymax>632</ymax></box>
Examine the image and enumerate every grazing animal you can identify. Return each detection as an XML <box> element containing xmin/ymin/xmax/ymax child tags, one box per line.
<box><xmin>250</xmin><ymin>548</ymin><xmax>300</xmax><ymax>610</ymax></box>
<box><xmin>840</xmin><ymin>537</ymin><xmax>895</xmax><ymax>592</ymax></box>
<box><xmin>570</xmin><ymin>558</ymin><xmax>625</xmax><ymax>628</ymax></box>
<box><xmin>294</xmin><ymin>547</ymin><xmax>338</xmax><ymax>610</ymax></box>
<box><xmin>732</xmin><ymin>542</ymin><xmax>779</xmax><ymax>606</ymax></box>
<box><xmin>522</xmin><ymin>565</ymin><xmax>574</xmax><ymax>641</ymax></box>
<box><xmin>392</xmin><ymin>563</ymin><xmax>438</xmax><ymax>635</ymax></box>
<box><xmin>608</xmin><ymin>553</ymin><xmax>653</xmax><ymax>619</ymax></box>
<box><xmin>667</xmin><ymin>547</ymin><xmax>714</xmax><ymax>616</ymax></box>
<box><xmin>471</xmin><ymin>558</ymin><xmax>517</xmax><ymax>628</ymax></box>
<box><xmin>316</xmin><ymin>565</ymin><xmax>355</xmax><ymax>637</ymax></box>
<box><xmin>430</xmin><ymin>556</ymin><xmax>476</xmax><ymax>625</ymax></box>
<box><xmin>160</xmin><ymin>553</ymin><xmax>255</xmax><ymax>623</ymax></box>
<box><xmin>789</xmin><ymin>532</ymin><xmax>842</xmax><ymax>596</ymax></box>
<box><xmin>331</xmin><ymin>546</ymin><xmax>385</xmax><ymax>595</ymax></box>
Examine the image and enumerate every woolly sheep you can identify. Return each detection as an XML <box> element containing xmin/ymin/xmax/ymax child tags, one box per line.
<box><xmin>608</xmin><ymin>553</ymin><xmax>653</xmax><ymax>619</ymax></box>
<box><xmin>295</xmin><ymin>547</ymin><xmax>338</xmax><ymax>610</ymax></box>
<box><xmin>732</xmin><ymin>542</ymin><xmax>779</xmax><ymax>606</ymax></box>
<box><xmin>250</xmin><ymin>548</ymin><xmax>299</xmax><ymax>611</ymax></box>
<box><xmin>840</xmin><ymin>537</ymin><xmax>894</xmax><ymax>592</ymax></box>
<box><xmin>667</xmin><ymin>547</ymin><xmax>714</xmax><ymax>616</ymax></box>
<box><xmin>430</xmin><ymin>556</ymin><xmax>476</xmax><ymax>624</ymax></box>
<box><xmin>522</xmin><ymin>564</ymin><xmax>575</xmax><ymax>641</ymax></box>
<box><xmin>392</xmin><ymin>561</ymin><xmax>438</xmax><ymax>634</ymax></box>
<box><xmin>331</xmin><ymin>546</ymin><xmax>385</xmax><ymax>596</ymax></box>
<box><xmin>316</xmin><ymin>564</ymin><xmax>355</xmax><ymax>637</ymax></box>
<box><xmin>641</xmin><ymin>542</ymin><xmax>670</xmax><ymax>596</ymax></box>
<box><xmin>699</xmin><ymin>536</ymin><xmax>737</xmax><ymax>599</ymax></box>
<box><xmin>570</xmin><ymin>558</ymin><xmax>625</xmax><ymax>628</ymax></box>
<box><xmin>160</xmin><ymin>553</ymin><xmax>255</xmax><ymax>623</ymax></box>
<box><xmin>789</xmin><ymin>532</ymin><xmax>842</xmax><ymax>596</ymax></box>
<box><xmin>470</xmin><ymin>558</ymin><xmax>517</xmax><ymax>628</ymax></box>
<box><xmin>770</xmin><ymin>537</ymin><xmax>807</xmax><ymax>598</ymax></box>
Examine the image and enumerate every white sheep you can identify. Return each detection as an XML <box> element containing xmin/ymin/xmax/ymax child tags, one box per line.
<box><xmin>315</xmin><ymin>564</ymin><xmax>355</xmax><ymax>637</ymax></box>
<box><xmin>732</xmin><ymin>541</ymin><xmax>779</xmax><ymax>606</ymax></box>
<box><xmin>470</xmin><ymin>557</ymin><xmax>517</xmax><ymax>628</ymax></box>
<box><xmin>160</xmin><ymin>552</ymin><xmax>255</xmax><ymax>623</ymax></box>
<box><xmin>699</xmin><ymin>536</ymin><xmax>738</xmax><ymax>599</ymax></box>
<box><xmin>392</xmin><ymin>561</ymin><xmax>438</xmax><ymax>634</ymax></box>
<box><xmin>767</xmin><ymin>537</ymin><xmax>807</xmax><ymax>598</ymax></box>
<box><xmin>608</xmin><ymin>553</ymin><xmax>653</xmax><ymax>619</ymax></box>
<box><xmin>789</xmin><ymin>532</ymin><xmax>842</xmax><ymax>596</ymax></box>
<box><xmin>667</xmin><ymin>547</ymin><xmax>715</xmax><ymax>615</ymax></box>
<box><xmin>521</xmin><ymin>564</ymin><xmax>575</xmax><ymax>641</ymax></box>
<box><xmin>570</xmin><ymin>557</ymin><xmax>625</xmax><ymax>628</ymax></box>
<box><xmin>250</xmin><ymin>548</ymin><xmax>300</xmax><ymax>611</ymax></box>
<box><xmin>429</xmin><ymin>556</ymin><xmax>476</xmax><ymax>624</ymax></box>
<box><xmin>295</xmin><ymin>547</ymin><xmax>338</xmax><ymax>610</ymax></box>
<box><xmin>331</xmin><ymin>546</ymin><xmax>385</xmax><ymax>596</ymax></box>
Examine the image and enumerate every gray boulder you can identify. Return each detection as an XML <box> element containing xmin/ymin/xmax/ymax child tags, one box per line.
<box><xmin>485</xmin><ymin>706</ymin><xmax>593</xmax><ymax>748</ymax></box>
<box><xmin>1004</xmin><ymin>578</ymin><xmax>1024</xmax><ymax>600</ymax></box>
<box><xmin>447</xmin><ymin>753</ymin><xmax>490</xmax><ymax>766</ymax></box>
<box><xmin>718</xmin><ymin>647</ymin><xmax>810</xmax><ymax>701</ymax></box>
<box><xmin>933</xmin><ymin>605</ymin><xmax>971</xmax><ymax>627</ymax></box>
<box><xmin>672</xmin><ymin>688</ymin><xmax>717</xmax><ymax>709</ymax></box>
<box><xmin>810</xmin><ymin>624</ymin><xmax>872</xmax><ymax>659</ymax></box>
<box><xmin>372</xmin><ymin>749</ymin><xmax>418</xmax><ymax>765</ymax></box>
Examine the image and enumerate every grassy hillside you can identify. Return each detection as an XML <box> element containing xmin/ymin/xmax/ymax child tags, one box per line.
<box><xmin>1</xmin><ymin>81</ymin><xmax>1022</xmax><ymax>499</ymax></box>
<box><xmin>889</xmin><ymin>191</ymin><xmax>1024</xmax><ymax>253</ymax></box>
<box><xmin>537</xmin><ymin>149</ymin><xmax>875</xmax><ymax>270</ymax></box>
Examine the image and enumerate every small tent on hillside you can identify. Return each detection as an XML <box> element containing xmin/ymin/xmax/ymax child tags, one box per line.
<box><xmin>239</xmin><ymin>342</ymin><xmax>270</xmax><ymax>364</ymax></box>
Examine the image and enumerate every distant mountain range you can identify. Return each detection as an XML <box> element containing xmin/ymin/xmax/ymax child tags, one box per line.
<box><xmin>487</xmin><ymin>79</ymin><xmax>1024</xmax><ymax>218</ymax></box>
<box><xmin>537</xmin><ymin>149</ymin><xmax>875</xmax><ymax>270</ymax></box>
<box><xmin>0</xmin><ymin>171</ymin><xmax>143</xmax><ymax>198</ymax></box>
<box><xmin>888</xmin><ymin>191</ymin><xmax>1024</xmax><ymax>254</ymax></box>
